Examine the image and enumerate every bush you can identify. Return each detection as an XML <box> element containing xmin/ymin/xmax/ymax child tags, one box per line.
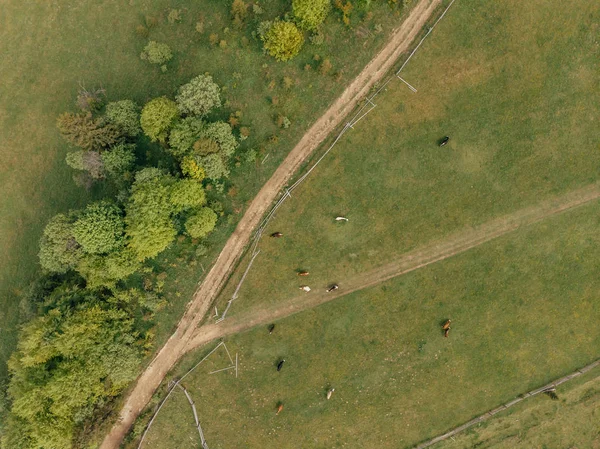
<box><xmin>140</xmin><ymin>41</ymin><xmax>173</xmax><ymax>65</ymax></box>
<box><xmin>262</xmin><ymin>20</ymin><xmax>304</xmax><ymax>62</ymax></box>
<box><xmin>231</xmin><ymin>0</ymin><xmax>248</xmax><ymax>27</ymax></box>
<box><xmin>140</xmin><ymin>97</ymin><xmax>180</xmax><ymax>142</ymax></box>
<box><xmin>175</xmin><ymin>74</ymin><xmax>222</xmax><ymax>117</ymax></box>
<box><xmin>105</xmin><ymin>100</ymin><xmax>141</xmax><ymax>136</ymax></box>
<box><xmin>293</xmin><ymin>0</ymin><xmax>331</xmax><ymax>31</ymax></box>
<box><xmin>185</xmin><ymin>207</ymin><xmax>218</xmax><ymax>239</ymax></box>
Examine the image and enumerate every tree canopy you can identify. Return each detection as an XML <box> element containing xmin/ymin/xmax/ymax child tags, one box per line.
<box><xmin>105</xmin><ymin>100</ymin><xmax>141</xmax><ymax>136</ymax></box>
<box><xmin>185</xmin><ymin>207</ymin><xmax>218</xmax><ymax>239</ymax></box>
<box><xmin>293</xmin><ymin>0</ymin><xmax>331</xmax><ymax>31</ymax></box>
<box><xmin>175</xmin><ymin>74</ymin><xmax>222</xmax><ymax>117</ymax></box>
<box><xmin>72</xmin><ymin>201</ymin><xmax>124</xmax><ymax>255</ymax></box>
<box><xmin>140</xmin><ymin>97</ymin><xmax>180</xmax><ymax>142</ymax></box>
<box><xmin>262</xmin><ymin>20</ymin><xmax>305</xmax><ymax>61</ymax></box>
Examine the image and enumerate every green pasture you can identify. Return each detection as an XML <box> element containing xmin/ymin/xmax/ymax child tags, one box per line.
<box><xmin>138</xmin><ymin>200</ymin><xmax>600</xmax><ymax>449</ymax></box>
<box><xmin>0</xmin><ymin>0</ymin><xmax>405</xmax><ymax>384</ymax></box>
<box><xmin>433</xmin><ymin>369</ymin><xmax>600</xmax><ymax>449</ymax></box>
<box><xmin>216</xmin><ymin>0</ymin><xmax>600</xmax><ymax>317</ymax></box>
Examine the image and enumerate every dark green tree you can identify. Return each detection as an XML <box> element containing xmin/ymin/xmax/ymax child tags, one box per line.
<box><xmin>140</xmin><ymin>97</ymin><xmax>180</xmax><ymax>143</ymax></box>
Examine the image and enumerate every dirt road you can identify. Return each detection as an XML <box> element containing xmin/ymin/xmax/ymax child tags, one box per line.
<box><xmin>186</xmin><ymin>183</ymin><xmax>600</xmax><ymax>351</ymax></box>
<box><xmin>100</xmin><ymin>1</ymin><xmax>443</xmax><ymax>447</ymax></box>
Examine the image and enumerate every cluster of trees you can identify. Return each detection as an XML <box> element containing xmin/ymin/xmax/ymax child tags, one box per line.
<box><xmin>2</xmin><ymin>74</ymin><xmax>234</xmax><ymax>449</ymax></box>
<box><xmin>253</xmin><ymin>0</ymin><xmax>331</xmax><ymax>61</ymax></box>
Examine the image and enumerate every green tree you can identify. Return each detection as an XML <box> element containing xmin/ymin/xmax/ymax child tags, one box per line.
<box><xmin>293</xmin><ymin>0</ymin><xmax>331</xmax><ymax>31</ymax></box>
<box><xmin>262</xmin><ymin>20</ymin><xmax>305</xmax><ymax>62</ymax></box>
<box><xmin>140</xmin><ymin>97</ymin><xmax>180</xmax><ymax>142</ymax></box>
<box><xmin>140</xmin><ymin>41</ymin><xmax>173</xmax><ymax>65</ymax></box>
<box><xmin>197</xmin><ymin>153</ymin><xmax>229</xmax><ymax>180</ymax></box>
<box><xmin>181</xmin><ymin>155</ymin><xmax>205</xmax><ymax>180</ymax></box>
<box><xmin>105</xmin><ymin>100</ymin><xmax>141</xmax><ymax>136</ymax></box>
<box><xmin>38</xmin><ymin>214</ymin><xmax>81</xmax><ymax>274</ymax></box>
<box><xmin>5</xmin><ymin>297</ymin><xmax>142</xmax><ymax>449</ymax></box>
<box><xmin>170</xmin><ymin>179</ymin><xmax>206</xmax><ymax>209</ymax></box>
<box><xmin>77</xmin><ymin>249</ymin><xmax>141</xmax><ymax>288</ymax></box>
<box><xmin>185</xmin><ymin>207</ymin><xmax>218</xmax><ymax>238</ymax></box>
<box><xmin>72</xmin><ymin>201</ymin><xmax>125</xmax><ymax>255</ymax></box>
<box><xmin>168</xmin><ymin>117</ymin><xmax>206</xmax><ymax>157</ymax></box>
<box><xmin>101</xmin><ymin>143</ymin><xmax>136</xmax><ymax>177</ymax></box>
<box><xmin>175</xmin><ymin>74</ymin><xmax>222</xmax><ymax>117</ymax></box>
<box><xmin>57</xmin><ymin>112</ymin><xmax>122</xmax><ymax>150</ymax></box>
<box><xmin>65</xmin><ymin>150</ymin><xmax>105</xmax><ymax>179</ymax></box>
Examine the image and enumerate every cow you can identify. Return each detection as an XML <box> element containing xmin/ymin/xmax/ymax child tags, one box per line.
<box><xmin>439</xmin><ymin>136</ymin><xmax>450</xmax><ymax>147</ymax></box>
<box><xmin>326</xmin><ymin>284</ymin><xmax>339</xmax><ymax>293</ymax></box>
<box><xmin>268</xmin><ymin>324</ymin><xmax>275</xmax><ymax>334</ymax></box>
<box><xmin>276</xmin><ymin>404</ymin><xmax>284</xmax><ymax>415</ymax></box>
<box><xmin>299</xmin><ymin>285</ymin><xmax>311</xmax><ymax>292</ymax></box>
<box><xmin>297</xmin><ymin>271</ymin><xmax>309</xmax><ymax>276</ymax></box>
<box><xmin>327</xmin><ymin>388</ymin><xmax>335</xmax><ymax>400</ymax></box>
<box><xmin>277</xmin><ymin>359</ymin><xmax>286</xmax><ymax>371</ymax></box>
<box><xmin>442</xmin><ymin>319</ymin><xmax>451</xmax><ymax>330</ymax></box>
<box><xmin>335</xmin><ymin>217</ymin><xmax>349</xmax><ymax>222</ymax></box>
<box><xmin>270</xmin><ymin>232</ymin><xmax>283</xmax><ymax>238</ymax></box>
<box><xmin>444</xmin><ymin>328</ymin><xmax>450</xmax><ymax>338</ymax></box>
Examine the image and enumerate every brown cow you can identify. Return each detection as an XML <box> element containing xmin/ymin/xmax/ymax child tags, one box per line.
<box><xmin>270</xmin><ymin>232</ymin><xmax>283</xmax><ymax>238</ymax></box>
<box><xmin>276</xmin><ymin>404</ymin><xmax>284</xmax><ymax>415</ymax></box>
<box><xmin>297</xmin><ymin>271</ymin><xmax>309</xmax><ymax>276</ymax></box>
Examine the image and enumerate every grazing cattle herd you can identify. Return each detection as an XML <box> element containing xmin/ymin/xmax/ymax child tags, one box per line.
<box><xmin>267</xmin><ymin>214</ymin><xmax>454</xmax><ymax>415</ymax></box>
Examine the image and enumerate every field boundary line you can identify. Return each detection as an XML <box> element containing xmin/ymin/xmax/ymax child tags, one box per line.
<box><xmin>413</xmin><ymin>359</ymin><xmax>600</xmax><ymax>448</ymax></box>
<box><xmin>186</xmin><ymin>182</ymin><xmax>600</xmax><ymax>349</ymax></box>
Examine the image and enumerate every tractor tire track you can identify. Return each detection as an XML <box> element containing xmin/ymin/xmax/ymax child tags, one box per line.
<box><xmin>100</xmin><ymin>1</ymin><xmax>443</xmax><ymax>447</ymax></box>
<box><xmin>186</xmin><ymin>183</ymin><xmax>600</xmax><ymax>350</ymax></box>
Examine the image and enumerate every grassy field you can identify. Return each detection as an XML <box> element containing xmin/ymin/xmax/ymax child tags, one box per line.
<box><xmin>433</xmin><ymin>370</ymin><xmax>600</xmax><ymax>449</ymax></box>
<box><xmin>215</xmin><ymin>0</ymin><xmax>600</xmax><ymax>318</ymax></box>
<box><xmin>0</xmin><ymin>0</ymin><xmax>407</xmax><ymax>385</ymax></box>
<box><xmin>136</xmin><ymin>199</ymin><xmax>600</xmax><ymax>449</ymax></box>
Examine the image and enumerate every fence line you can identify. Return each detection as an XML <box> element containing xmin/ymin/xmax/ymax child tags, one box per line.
<box><xmin>177</xmin><ymin>385</ymin><xmax>209</xmax><ymax>449</ymax></box>
<box><xmin>136</xmin><ymin>342</ymin><xmax>225</xmax><ymax>449</ymax></box>
<box><xmin>413</xmin><ymin>358</ymin><xmax>600</xmax><ymax>449</ymax></box>
<box><xmin>216</xmin><ymin>0</ymin><xmax>459</xmax><ymax>323</ymax></box>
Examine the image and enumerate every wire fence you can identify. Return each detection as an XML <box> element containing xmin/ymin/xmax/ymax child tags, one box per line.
<box><xmin>413</xmin><ymin>358</ymin><xmax>600</xmax><ymax>449</ymax></box>
<box><xmin>216</xmin><ymin>0</ymin><xmax>458</xmax><ymax>323</ymax></box>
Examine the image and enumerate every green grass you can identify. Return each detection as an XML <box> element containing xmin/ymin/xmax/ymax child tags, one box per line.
<box><xmin>137</xmin><ymin>200</ymin><xmax>600</xmax><ymax>449</ymax></box>
<box><xmin>215</xmin><ymin>0</ymin><xmax>600</xmax><ymax>318</ymax></box>
<box><xmin>432</xmin><ymin>370</ymin><xmax>600</xmax><ymax>449</ymax></box>
<box><xmin>0</xmin><ymin>0</ymin><xmax>408</xmax><ymax>385</ymax></box>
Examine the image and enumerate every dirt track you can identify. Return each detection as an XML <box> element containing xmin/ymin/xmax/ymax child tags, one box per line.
<box><xmin>99</xmin><ymin>1</ymin><xmax>443</xmax><ymax>447</ymax></box>
<box><xmin>186</xmin><ymin>183</ymin><xmax>600</xmax><ymax>351</ymax></box>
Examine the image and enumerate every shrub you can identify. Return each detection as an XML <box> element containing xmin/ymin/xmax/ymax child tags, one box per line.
<box><xmin>319</xmin><ymin>57</ymin><xmax>333</xmax><ymax>75</ymax></box>
<box><xmin>140</xmin><ymin>41</ymin><xmax>173</xmax><ymax>65</ymax></box>
<box><xmin>176</xmin><ymin>74</ymin><xmax>222</xmax><ymax>117</ymax></box>
<box><xmin>75</xmin><ymin>86</ymin><xmax>105</xmax><ymax>112</ymax></box>
<box><xmin>293</xmin><ymin>0</ymin><xmax>331</xmax><ymax>31</ymax></box>
<box><xmin>185</xmin><ymin>207</ymin><xmax>218</xmax><ymax>239</ymax></box>
<box><xmin>72</xmin><ymin>201</ymin><xmax>125</xmax><ymax>255</ymax></box>
<box><xmin>105</xmin><ymin>100</ymin><xmax>141</xmax><ymax>136</ymax></box>
<box><xmin>231</xmin><ymin>0</ymin><xmax>248</xmax><ymax>27</ymax></box>
<box><xmin>168</xmin><ymin>9</ymin><xmax>182</xmax><ymax>24</ymax></box>
<box><xmin>140</xmin><ymin>97</ymin><xmax>180</xmax><ymax>142</ymax></box>
<box><xmin>309</xmin><ymin>30</ymin><xmax>325</xmax><ymax>45</ymax></box>
<box><xmin>262</xmin><ymin>20</ymin><xmax>304</xmax><ymax>61</ymax></box>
